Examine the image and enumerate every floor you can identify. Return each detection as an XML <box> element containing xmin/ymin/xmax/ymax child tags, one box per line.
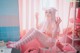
<box><xmin>0</xmin><ymin>46</ymin><xmax>20</xmax><ymax>53</ymax></box>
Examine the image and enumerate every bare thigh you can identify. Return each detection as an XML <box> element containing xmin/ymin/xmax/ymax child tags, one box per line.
<box><xmin>34</xmin><ymin>29</ymin><xmax>52</xmax><ymax>47</ymax></box>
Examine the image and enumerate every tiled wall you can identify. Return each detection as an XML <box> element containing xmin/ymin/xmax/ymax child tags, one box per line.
<box><xmin>0</xmin><ymin>26</ymin><xmax>20</xmax><ymax>42</ymax></box>
<box><xmin>0</xmin><ymin>0</ymin><xmax>20</xmax><ymax>42</ymax></box>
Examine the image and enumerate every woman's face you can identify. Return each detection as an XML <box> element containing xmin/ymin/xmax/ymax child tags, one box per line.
<box><xmin>45</xmin><ymin>9</ymin><xmax>55</xmax><ymax>21</ymax></box>
<box><xmin>45</xmin><ymin>10</ymin><xmax>52</xmax><ymax>20</ymax></box>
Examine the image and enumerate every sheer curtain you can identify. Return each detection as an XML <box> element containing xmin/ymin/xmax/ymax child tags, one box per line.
<box><xmin>58</xmin><ymin>0</ymin><xmax>70</xmax><ymax>33</ymax></box>
<box><xmin>18</xmin><ymin>0</ymin><xmax>40</xmax><ymax>37</ymax></box>
<box><xmin>18</xmin><ymin>0</ymin><xmax>70</xmax><ymax>37</ymax></box>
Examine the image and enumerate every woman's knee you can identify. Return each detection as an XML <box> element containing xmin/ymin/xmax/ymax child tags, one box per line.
<box><xmin>30</xmin><ymin>28</ymin><xmax>44</xmax><ymax>37</ymax></box>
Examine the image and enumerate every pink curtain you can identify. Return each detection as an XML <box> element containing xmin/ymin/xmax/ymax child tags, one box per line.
<box><xmin>18</xmin><ymin>0</ymin><xmax>40</xmax><ymax>37</ymax></box>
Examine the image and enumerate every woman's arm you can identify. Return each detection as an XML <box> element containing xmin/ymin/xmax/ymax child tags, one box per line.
<box><xmin>52</xmin><ymin>17</ymin><xmax>61</xmax><ymax>37</ymax></box>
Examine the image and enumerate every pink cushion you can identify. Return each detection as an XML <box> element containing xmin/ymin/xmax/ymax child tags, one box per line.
<box><xmin>20</xmin><ymin>39</ymin><xmax>41</xmax><ymax>53</ymax></box>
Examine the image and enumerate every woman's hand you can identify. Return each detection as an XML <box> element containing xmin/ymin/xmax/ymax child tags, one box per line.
<box><xmin>56</xmin><ymin>17</ymin><xmax>62</xmax><ymax>26</ymax></box>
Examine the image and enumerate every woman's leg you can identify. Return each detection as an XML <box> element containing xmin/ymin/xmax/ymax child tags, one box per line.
<box><xmin>6</xmin><ymin>28</ymin><xmax>35</xmax><ymax>48</ymax></box>
<box><xmin>6</xmin><ymin>28</ymin><xmax>35</xmax><ymax>45</ymax></box>
<box><xmin>14</xmin><ymin>29</ymin><xmax>49</xmax><ymax>47</ymax></box>
<box><xmin>19</xmin><ymin>28</ymin><xmax>35</xmax><ymax>41</ymax></box>
<box><xmin>7</xmin><ymin>29</ymin><xmax>49</xmax><ymax>48</ymax></box>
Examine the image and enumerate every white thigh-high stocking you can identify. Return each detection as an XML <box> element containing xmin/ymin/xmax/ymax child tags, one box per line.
<box><xmin>20</xmin><ymin>28</ymin><xmax>35</xmax><ymax>41</ymax></box>
<box><xmin>7</xmin><ymin>28</ymin><xmax>35</xmax><ymax>48</ymax></box>
<box><xmin>14</xmin><ymin>29</ymin><xmax>49</xmax><ymax>48</ymax></box>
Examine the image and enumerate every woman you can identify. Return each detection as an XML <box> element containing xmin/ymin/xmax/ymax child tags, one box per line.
<box><xmin>6</xmin><ymin>8</ymin><xmax>61</xmax><ymax>49</ymax></box>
